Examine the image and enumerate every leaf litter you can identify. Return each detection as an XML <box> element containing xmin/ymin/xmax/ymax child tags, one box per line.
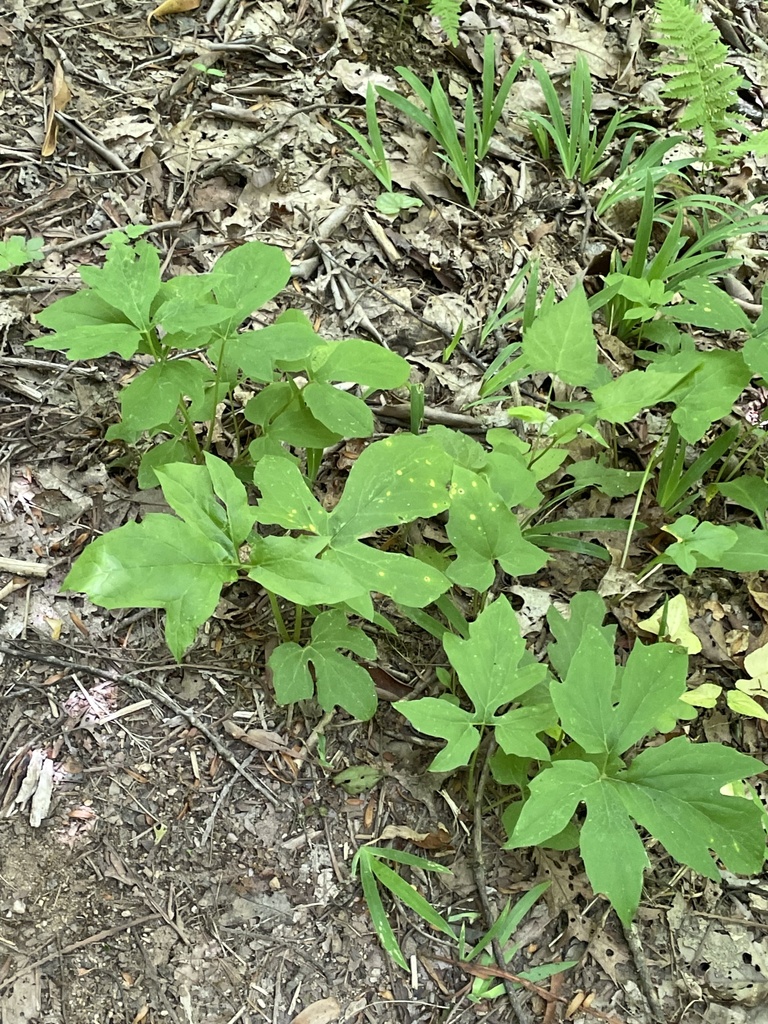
<box><xmin>1</xmin><ymin>0</ymin><xmax>768</xmax><ymax>1022</ymax></box>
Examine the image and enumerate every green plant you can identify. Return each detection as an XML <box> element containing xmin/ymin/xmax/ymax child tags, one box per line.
<box><xmin>456</xmin><ymin>883</ymin><xmax>577</xmax><ymax>1001</ymax></box>
<box><xmin>429</xmin><ymin>0</ymin><xmax>461</xmax><ymax>44</ymax></box>
<box><xmin>378</xmin><ymin>37</ymin><xmax>525</xmax><ymax>207</ymax></box>
<box><xmin>33</xmin><ymin>232</ymin><xmax>409</xmax><ymax>486</ymax></box>
<box><xmin>0</xmin><ymin>235</ymin><xmax>43</xmax><ymax>273</ymax></box>
<box><xmin>478</xmin><ymin>260</ymin><xmax>536</xmax><ymax>348</ymax></box>
<box><xmin>526</xmin><ymin>57</ymin><xmax>645</xmax><ymax>183</ymax></box>
<box><xmin>397</xmin><ymin>594</ymin><xmax>765</xmax><ymax>925</ymax></box>
<box><xmin>351</xmin><ymin>844</ymin><xmax>454</xmax><ymax>970</ymax></box>
<box><xmin>655</xmin><ymin>0</ymin><xmax>768</xmax><ymax>163</ymax></box>
<box><xmin>43</xmin><ymin>231</ymin><xmax>768</xmax><ymax>945</ymax></box>
<box><xmin>334</xmin><ymin>84</ymin><xmax>422</xmax><ymax>216</ymax></box>
<box><xmin>590</xmin><ymin>176</ymin><xmax>767</xmax><ymax>344</ymax></box>
<box><xmin>192</xmin><ymin>62</ymin><xmax>226</xmax><ymax>77</ymax></box>
<box><xmin>654</xmin><ymin>421</ymin><xmax>740</xmax><ymax>515</ymax></box>
<box><xmin>594</xmin><ymin>134</ymin><xmax>693</xmax><ymax>217</ymax></box>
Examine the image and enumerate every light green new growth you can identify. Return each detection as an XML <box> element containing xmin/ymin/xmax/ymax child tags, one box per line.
<box><xmin>655</xmin><ymin>0</ymin><xmax>768</xmax><ymax>161</ymax></box>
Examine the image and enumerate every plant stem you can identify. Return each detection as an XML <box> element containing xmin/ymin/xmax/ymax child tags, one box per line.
<box><xmin>306</xmin><ymin>447</ymin><xmax>323</xmax><ymax>484</ymax></box>
<box><xmin>471</xmin><ymin>737</ymin><xmax>534</xmax><ymax>1024</ymax></box>
<box><xmin>620</xmin><ymin>445</ymin><xmax>658</xmax><ymax>569</ymax></box>
<box><xmin>204</xmin><ymin>335</ymin><xmax>230</xmax><ymax>452</ymax></box>
<box><xmin>293</xmin><ymin>604</ymin><xmax>304</xmax><ymax>643</ymax></box>
<box><xmin>266</xmin><ymin>589</ymin><xmax>291</xmax><ymax>643</ymax></box>
<box><xmin>178</xmin><ymin>402</ymin><xmax>204</xmax><ymax>461</ymax></box>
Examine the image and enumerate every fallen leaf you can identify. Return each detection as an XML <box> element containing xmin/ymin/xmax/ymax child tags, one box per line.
<box><xmin>41</xmin><ymin>62</ymin><xmax>72</xmax><ymax>158</ymax></box>
<box><xmin>147</xmin><ymin>0</ymin><xmax>200</xmax><ymax>28</ymax></box>
<box><xmin>377</xmin><ymin>823</ymin><xmax>451</xmax><ymax>848</ymax></box>
<box><xmin>640</xmin><ymin>594</ymin><xmax>702</xmax><ymax>654</ymax></box>
<box><xmin>289</xmin><ymin>997</ymin><xmax>341</xmax><ymax>1024</ymax></box>
<box><xmin>223</xmin><ymin>720</ymin><xmax>286</xmax><ymax>751</ymax></box>
<box><xmin>680</xmin><ymin>683</ymin><xmax>722</xmax><ymax>708</ymax></box>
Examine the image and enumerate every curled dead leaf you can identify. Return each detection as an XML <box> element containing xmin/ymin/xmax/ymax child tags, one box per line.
<box><xmin>41</xmin><ymin>62</ymin><xmax>72</xmax><ymax>158</ymax></box>
<box><xmin>147</xmin><ymin>0</ymin><xmax>201</xmax><ymax>28</ymax></box>
<box><xmin>378</xmin><ymin>823</ymin><xmax>452</xmax><ymax>849</ymax></box>
<box><xmin>223</xmin><ymin>720</ymin><xmax>286</xmax><ymax>751</ymax></box>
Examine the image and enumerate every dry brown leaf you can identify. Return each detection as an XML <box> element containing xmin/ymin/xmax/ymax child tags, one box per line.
<box><xmin>147</xmin><ymin>0</ymin><xmax>200</xmax><ymax>28</ymax></box>
<box><xmin>288</xmin><ymin>997</ymin><xmax>341</xmax><ymax>1024</ymax></box>
<box><xmin>223</xmin><ymin>720</ymin><xmax>286</xmax><ymax>751</ymax></box>
<box><xmin>377</xmin><ymin>823</ymin><xmax>451</xmax><ymax>848</ymax></box>
<box><xmin>41</xmin><ymin>62</ymin><xmax>72</xmax><ymax>158</ymax></box>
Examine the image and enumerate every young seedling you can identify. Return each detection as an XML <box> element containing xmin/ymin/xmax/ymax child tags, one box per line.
<box><xmin>377</xmin><ymin>36</ymin><xmax>524</xmax><ymax>207</ymax></box>
<box><xmin>334</xmin><ymin>84</ymin><xmax>422</xmax><ymax>216</ymax></box>
<box><xmin>526</xmin><ymin>56</ymin><xmax>644</xmax><ymax>183</ymax></box>
<box><xmin>351</xmin><ymin>844</ymin><xmax>454</xmax><ymax>970</ymax></box>
<box><xmin>0</xmin><ymin>235</ymin><xmax>44</xmax><ymax>273</ymax></box>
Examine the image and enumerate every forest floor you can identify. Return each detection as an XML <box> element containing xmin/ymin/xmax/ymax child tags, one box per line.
<box><xmin>1</xmin><ymin>0</ymin><xmax>768</xmax><ymax>1022</ymax></box>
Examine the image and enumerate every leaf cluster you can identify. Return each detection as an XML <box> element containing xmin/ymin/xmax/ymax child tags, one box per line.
<box><xmin>37</xmin><ymin>218</ymin><xmax>768</xmax><ymax>948</ymax></box>
<box><xmin>399</xmin><ymin>593</ymin><xmax>766</xmax><ymax>925</ymax></box>
<box><xmin>34</xmin><ymin>233</ymin><xmax>409</xmax><ymax>486</ymax></box>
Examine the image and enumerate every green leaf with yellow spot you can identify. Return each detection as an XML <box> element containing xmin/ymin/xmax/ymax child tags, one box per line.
<box><xmin>326</xmin><ymin>543</ymin><xmax>449</xmax><ymax>606</ymax></box>
<box><xmin>330</xmin><ymin>434</ymin><xmax>453</xmax><ymax>543</ymax></box>
<box><xmin>252</xmin><ymin>434</ymin><xmax>453</xmax><ymax>608</ymax></box>
<box><xmin>253</xmin><ymin>457</ymin><xmax>329</xmax><ymax>534</ymax></box>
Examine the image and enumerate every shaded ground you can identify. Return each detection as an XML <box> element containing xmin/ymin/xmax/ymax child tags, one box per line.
<box><xmin>2</xmin><ymin>0</ymin><xmax>768</xmax><ymax>1022</ymax></box>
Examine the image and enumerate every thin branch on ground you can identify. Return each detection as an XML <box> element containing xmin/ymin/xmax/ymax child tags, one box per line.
<box><xmin>0</xmin><ymin>644</ymin><xmax>280</xmax><ymax>806</ymax></box>
<box><xmin>471</xmin><ymin>737</ymin><xmax>535</xmax><ymax>1024</ymax></box>
<box><xmin>621</xmin><ymin>921</ymin><xmax>666</xmax><ymax>1023</ymax></box>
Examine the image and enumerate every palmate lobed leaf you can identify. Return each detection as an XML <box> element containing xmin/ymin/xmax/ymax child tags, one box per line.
<box><xmin>661</xmin><ymin>515</ymin><xmax>739</xmax><ymax>573</ymax></box>
<box><xmin>509</xmin><ymin>597</ymin><xmax>766</xmax><ymax>925</ymax></box>
<box><xmin>619</xmin><ymin>738</ymin><xmax>766</xmax><ymax>878</ymax></box>
<box><xmin>63</xmin><ymin>515</ymin><xmax>239</xmax><ymax>661</ymax></box>
<box><xmin>446</xmin><ymin>466</ymin><xmax>548</xmax><ymax>591</ymax></box>
<box><xmin>507</xmin><ymin>740</ymin><xmax>765</xmax><ymax>925</ymax></box>
<box><xmin>78</xmin><ymin>237</ymin><xmax>161</xmax><ymax>331</ymax></box>
<box><xmin>396</xmin><ymin>598</ymin><xmax>554</xmax><ymax>768</ymax></box>
<box><xmin>34</xmin><ymin>322</ymin><xmax>145</xmax><ymax>360</ymax></box>
<box><xmin>546</xmin><ymin>591</ymin><xmax>617</xmax><ymax>679</ymax></box>
<box><xmin>0</xmin><ymin>235</ymin><xmax>43</xmax><ymax>272</ymax></box>
<box><xmin>552</xmin><ymin>626</ymin><xmax>688</xmax><ymax>755</ymax></box>
<box><xmin>117</xmin><ymin>359</ymin><xmax>215</xmax><ymax>435</ymax></box>
<box><xmin>252</xmin><ymin>437</ymin><xmax>453</xmax><ymax>610</ymax></box>
<box><xmin>268</xmin><ymin>609</ymin><xmax>378</xmax><ymax>718</ymax></box>
<box><xmin>64</xmin><ymin>455</ymin><xmax>256</xmax><ymax>659</ymax></box>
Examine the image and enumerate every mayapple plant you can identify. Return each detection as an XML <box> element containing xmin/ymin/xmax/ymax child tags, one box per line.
<box><xmin>33</xmin><ymin>231</ymin><xmax>767</xmax><ymax>939</ymax></box>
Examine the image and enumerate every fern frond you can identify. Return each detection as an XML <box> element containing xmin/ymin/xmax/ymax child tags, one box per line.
<box><xmin>429</xmin><ymin>0</ymin><xmax>461</xmax><ymax>45</ymax></box>
<box><xmin>654</xmin><ymin>0</ymin><xmax>747</xmax><ymax>159</ymax></box>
